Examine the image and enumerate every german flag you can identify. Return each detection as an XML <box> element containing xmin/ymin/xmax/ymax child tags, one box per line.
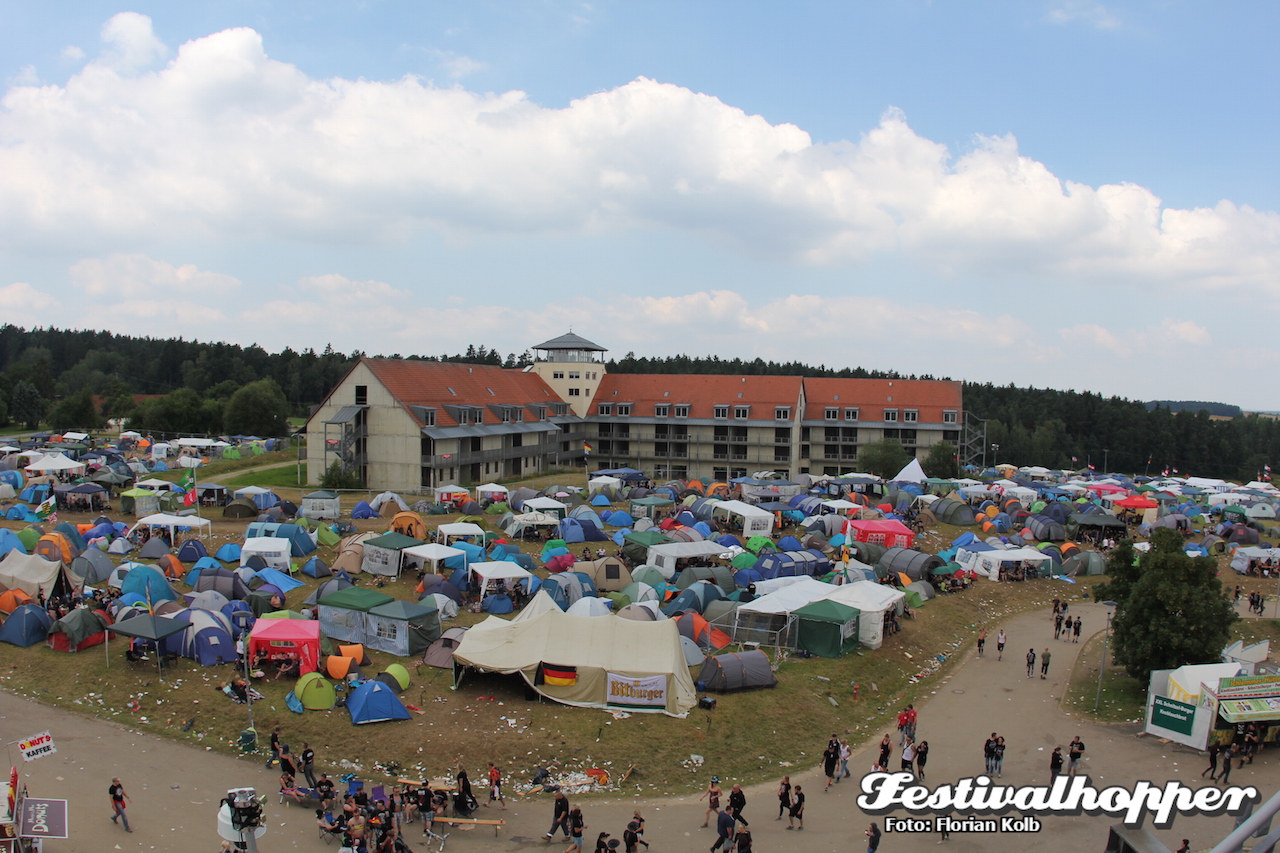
<box><xmin>540</xmin><ymin>663</ymin><xmax>578</xmax><ymax>686</ymax></box>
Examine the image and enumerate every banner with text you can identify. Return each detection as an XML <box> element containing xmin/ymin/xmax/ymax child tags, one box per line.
<box><xmin>17</xmin><ymin>733</ymin><xmax>55</xmax><ymax>763</ymax></box>
<box><xmin>606</xmin><ymin>673</ymin><xmax>667</xmax><ymax>709</ymax></box>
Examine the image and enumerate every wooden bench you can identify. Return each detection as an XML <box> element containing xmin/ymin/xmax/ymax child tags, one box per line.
<box><xmin>428</xmin><ymin>816</ymin><xmax>505</xmax><ymax>852</ymax></box>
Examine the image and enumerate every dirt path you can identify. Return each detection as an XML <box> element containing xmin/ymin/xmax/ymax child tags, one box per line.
<box><xmin>5</xmin><ymin>603</ymin><xmax>1274</xmax><ymax>852</ymax></box>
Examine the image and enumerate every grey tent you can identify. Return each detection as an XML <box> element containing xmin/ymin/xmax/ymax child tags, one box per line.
<box><xmin>70</xmin><ymin>549</ymin><xmax>115</xmax><ymax>584</ymax></box>
<box><xmin>364</xmin><ymin>599</ymin><xmax>441</xmax><ymax>657</ymax></box>
<box><xmin>674</xmin><ymin>565</ymin><xmax>736</xmax><ymax>594</ymax></box>
<box><xmin>1061</xmin><ymin>550</ymin><xmax>1107</xmax><ymax>577</ymax></box>
<box><xmin>422</xmin><ymin>626</ymin><xmax>468</xmax><ymax>668</ymax></box>
<box><xmin>1027</xmin><ymin>516</ymin><xmax>1068</xmax><ymax>543</ymax></box>
<box><xmin>905</xmin><ymin>580</ymin><xmax>936</xmax><ymax>601</ymax></box>
<box><xmin>846</xmin><ymin>540</ymin><xmax>886</xmax><ymax>566</ymax></box>
<box><xmin>223</xmin><ymin>498</ymin><xmax>258</xmax><ymax>519</ymax></box>
<box><xmin>194</xmin><ymin>567</ymin><xmax>251</xmax><ymax>600</ymax></box>
<box><xmin>930</xmin><ymin>498</ymin><xmax>977</xmax><ymax>526</ymax></box>
<box><xmin>138</xmin><ymin>538</ymin><xmax>172</xmax><ymax>559</ymax></box>
<box><xmin>303</xmin><ymin>576</ymin><xmax>354</xmax><ymax>607</ymax></box>
<box><xmin>696</xmin><ymin>650</ymin><xmax>778</xmax><ymax>692</ymax></box>
<box><xmin>878</xmin><ymin>547</ymin><xmax>944</xmax><ymax>581</ymax></box>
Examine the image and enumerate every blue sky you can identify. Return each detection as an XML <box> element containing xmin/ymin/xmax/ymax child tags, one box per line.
<box><xmin>1</xmin><ymin>2</ymin><xmax>1278</xmax><ymax>408</ymax></box>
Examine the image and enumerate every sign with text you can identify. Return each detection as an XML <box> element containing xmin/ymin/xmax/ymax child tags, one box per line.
<box><xmin>19</xmin><ymin>799</ymin><xmax>68</xmax><ymax>839</ymax></box>
<box><xmin>1214</xmin><ymin>675</ymin><xmax>1280</xmax><ymax>699</ymax></box>
<box><xmin>605</xmin><ymin>673</ymin><xmax>667</xmax><ymax>709</ymax></box>
<box><xmin>17</xmin><ymin>733</ymin><xmax>55</xmax><ymax>763</ymax></box>
<box><xmin>1151</xmin><ymin>695</ymin><xmax>1197</xmax><ymax>736</ymax></box>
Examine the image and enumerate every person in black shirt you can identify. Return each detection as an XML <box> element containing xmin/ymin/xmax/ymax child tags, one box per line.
<box><xmin>546</xmin><ymin>791</ymin><xmax>571</xmax><ymax>839</ymax></box>
<box><xmin>315</xmin><ymin>774</ymin><xmax>335</xmax><ymax>810</ymax></box>
<box><xmin>300</xmin><ymin>743</ymin><xmax>317</xmax><ymax>788</ymax></box>
<box><xmin>1049</xmin><ymin>747</ymin><xmax>1064</xmax><ymax>781</ymax></box>
<box><xmin>728</xmin><ymin>784</ymin><xmax>748</xmax><ymax>827</ymax></box>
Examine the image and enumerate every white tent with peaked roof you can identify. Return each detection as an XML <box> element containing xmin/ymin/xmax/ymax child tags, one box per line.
<box><xmin>892</xmin><ymin>458</ymin><xmax>927</xmax><ymax>483</ymax></box>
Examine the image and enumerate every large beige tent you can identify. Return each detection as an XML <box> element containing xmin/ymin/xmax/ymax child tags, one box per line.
<box><xmin>454</xmin><ymin>607</ymin><xmax>697</xmax><ymax>717</ymax></box>
<box><xmin>0</xmin><ymin>552</ymin><xmax>81</xmax><ymax>598</ymax></box>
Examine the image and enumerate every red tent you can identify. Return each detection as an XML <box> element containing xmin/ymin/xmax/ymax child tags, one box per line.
<box><xmin>844</xmin><ymin>519</ymin><xmax>915</xmax><ymax>549</ymax></box>
<box><xmin>1114</xmin><ymin>495</ymin><xmax>1158</xmax><ymax>509</ymax></box>
<box><xmin>248</xmin><ymin>619</ymin><xmax>321</xmax><ymax>675</ymax></box>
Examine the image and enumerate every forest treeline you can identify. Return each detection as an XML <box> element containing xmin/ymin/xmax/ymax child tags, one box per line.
<box><xmin>0</xmin><ymin>326</ymin><xmax>1275</xmax><ymax>481</ymax></box>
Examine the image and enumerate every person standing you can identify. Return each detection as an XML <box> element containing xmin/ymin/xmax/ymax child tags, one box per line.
<box><xmin>1054</xmin><ymin>611</ymin><xmax>1064</xmax><ymax>640</ymax></box>
<box><xmin>1026</xmin><ymin>648</ymin><xmax>1036</xmax><ymax>678</ymax></box>
<box><xmin>786</xmin><ymin>785</ymin><xmax>805</xmax><ymax>831</ymax></box>
<box><xmin>993</xmin><ymin>736</ymin><xmax>1007</xmax><ymax>778</ymax></box>
<box><xmin>997</xmin><ymin>629</ymin><xmax>1006</xmax><ymax>661</ymax></box>
<box><xmin>866</xmin><ymin>822</ymin><xmax>882</xmax><ymax>853</ymax></box>
<box><xmin>901</xmin><ymin>739</ymin><xmax>917</xmax><ymax>776</ymax></box>
<box><xmin>823</xmin><ymin>741</ymin><xmax>840</xmax><ymax>791</ymax></box>
<box><xmin>700</xmin><ymin>777</ymin><xmax>723</xmax><ymax>827</ymax></box>
<box><xmin>897</xmin><ymin>708</ymin><xmax>910</xmax><ymax>747</ymax></box>
<box><xmin>728</xmin><ymin>784</ymin><xmax>748</xmax><ymax>828</ymax></box>
<box><xmin>623</xmin><ymin>819</ymin><xmax>649</xmax><ymax>852</ymax></box>
<box><xmin>546</xmin><ymin>791</ymin><xmax>571</xmax><ymax>839</ymax></box>
<box><xmin>487</xmin><ymin>762</ymin><xmax>506</xmax><ymax>809</ymax></box>
<box><xmin>1050</xmin><ymin>747</ymin><xmax>1064</xmax><ymax>781</ymax></box>
<box><xmin>1067</xmin><ymin>736</ymin><xmax>1086</xmax><ymax>775</ymax></box>
<box><xmin>984</xmin><ymin>733</ymin><xmax>998</xmax><ymax>775</ymax></box>
<box><xmin>1176</xmin><ymin>839</ymin><xmax>1190</xmax><ymax>853</ymax></box>
<box><xmin>905</xmin><ymin>704</ymin><xmax>918</xmax><ymax>742</ymax></box>
<box><xmin>1218</xmin><ymin>745</ymin><xmax>1235</xmax><ymax>785</ymax></box>
<box><xmin>915</xmin><ymin>740</ymin><xmax>929</xmax><ymax>781</ymax></box>
<box><xmin>268</xmin><ymin>726</ymin><xmax>283</xmax><ymax>768</ymax></box>
<box><xmin>977</xmin><ymin>627</ymin><xmax>987</xmax><ymax>657</ymax></box>
<box><xmin>710</xmin><ymin>806</ymin><xmax>736</xmax><ymax>853</ymax></box>
<box><xmin>300</xmin><ymin>742</ymin><xmax>317</xmax><ymax>788</ymax></box>
<box><xmin>109</xmin><ymin>777</ymin><xmax>132</xmax><ymax>832</ymax></box>
<box><xmin>1040</xmin><ymin>648</ymin><xmax>1052</xmax><ymax>679</ymax></box>
<box><xmin>878</xmin><ymin>734</ymin><xmax>893</xmax><ymax>772</ymax></box>
<box><xmin>775</xmin><ymin>776</ymin><xmax>791</xmax><ymax>820</ymax></box>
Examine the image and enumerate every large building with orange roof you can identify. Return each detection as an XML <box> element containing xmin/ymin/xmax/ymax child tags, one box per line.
<box><xmin>305</xmin><ymin>333</ymin><xmax>963</xmax><ymax>491</ymax></box>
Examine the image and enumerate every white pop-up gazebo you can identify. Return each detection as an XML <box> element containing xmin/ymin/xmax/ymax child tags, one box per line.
<box><xmin>469</xmin><ymin>561</ymin><xmax>533</xmax><ymax>598</ymax></box>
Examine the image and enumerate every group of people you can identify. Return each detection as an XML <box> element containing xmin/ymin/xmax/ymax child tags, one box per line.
<box><xmin>1052</xmin><ymin>598</ymin><xmax>1083</xmax><ymax>642</ymax></box>
<box><xmin>546</xmin><ymin>791</ymin><xmax>651</xmax><ymax>853</ymax></box>
<box><xmin>700</xmin><ymin>780</ymin><xmax>751</xmax><ymax>852</ymax></box>
<box><xmin>1048</xmin><ymin>736</ymin><xmax>1087</xmax><ymax>780</ymax></box>
<box><xmin>1236</xmin><ymin>586</ymin><xmax>1270</xmax><ymax>616</ymax></box>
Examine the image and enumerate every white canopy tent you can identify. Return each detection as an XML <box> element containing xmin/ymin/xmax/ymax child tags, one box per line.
<box><xmin>523</xmin><ymin>496</ymin><xmax>569</xmax><ymax>518</ymax></box>
<box><xmin>128</xmin><ymin>513</ymin><xmax>212</xmax><ymax>540</ymax></box>
<box><xmin>434</xmin><ymin>484</ymin><xmax>470</xmax><ymax>503</ymax></box>
<box><xmin>709</xmin><ymin>500</ymin><xmax>774</xmax><ymax>536</ymax></box>
<box><xmin>438</xmin><ymin>522</ymin><xmax>487</xmax><ymax>546</ymax></box>
<box><xmin>59</xmin><ymin>431</ymin><xmax>89</xmax><ymax>442</ymax></box>
<box><xmin>402</xmin><ymin>543</ymin><xmax>466</xmax><ymax>574</ymax></box>
<box><xmin>821</xmin><ymin>581</ymin><xmax>906</xmax><ymax>650</ymax></box>
<box><xmin>24</xmin><ymin>453</ymin><xmax>86</xmax><ymax>475</ymax></box>
<box><xmin>474</xmin><ymin>483</ymin><xmax>509</xmax><ymax>500</ymax></box>
<box><xmin>469</xmin><ymin>561</ymin><xmax>534</xmax><ymax>598</ymax></box>
<box><xmin>588</xmin><ymin>476</ymin><xmax>623</xmax><ymax>494</ymax></box>
<box><xmin>645</xmin><ymin>541</ymin><xmax>729</xmax><ymax>578</ymax></box>
<box><xmin>241</xmin><ymin>537</ymin><xmax>292</xmax><ymax>573</ymax></box>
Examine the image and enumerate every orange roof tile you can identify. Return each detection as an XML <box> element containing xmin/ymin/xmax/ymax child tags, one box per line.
<box><xmin>591</xmin><ymin>374</ymin><xmax>803</xmax><ymax>418</ymax></box>
<box><xmin>801</xmin><ymin>377</ymin><xmax>962</xmax><ymax>421</ymax></box>
<box><xmin>362</xmin><ymin>358</ymin><xmax>564</xmax><ymax>428</ymax></box>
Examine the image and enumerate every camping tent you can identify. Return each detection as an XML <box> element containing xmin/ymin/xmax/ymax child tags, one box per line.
<box><xmin>469</xmin><ymin>561</ymin><xmax>534</xmax><ymax>599</ymax></box>
<box><xmin>0</xmin><ymin>604</ymin><xmax>52</xmax><ymax>647</ymax></box>
<box><xmin>48</xmin><ymin>607</ymin><xmax>110</xmax><ymax>652</ymax></box>
<box><xmin>0</xmin><ymin>552</ymin><xmax>81</xmax><ymax>599</ymax></box>
<box><xmin>360</xmin><ymin>532</ymin><xmax>424</xmax><ymax>578</ymax></box>
<box><xmin>317</xmin><ymin>587</ymin><xmax>395</xmax><ymax>643</ymax></box>
<box><xmin>347</xmin><ymin>679</ymin><xmax>411</xmax><ymax>724</ymax></box>
<box><xmin>820</xmin><ymin>581</ymin><xmax>906</xmax><ymax>651</ymax></box>
<box><xmin>294</xmin><ymin>671</ymin><xmax>337</xmax><ymax>710</ymax></box>
<box><xmin>423</xmin><ymin>626</ymin><xmax>468</xmax><ymax>668</ymax></box>
<box><xmin>247</xmin><ymin>618</ymin><xmax>321</xmax><ymax>676</ymax></box>
<box><xmin>300</xmin><ymin>490</ymin><xmax>341</xmax><ymax>520</ymax></box>
<box><xmin>241</xmin><ymin>537</ymin><xmax>292</xmax><ymax>573</ymax></box>
<box><xmin>793</xmin><ymin>598</ymin><xmax>860</xmax><ymax>658</ymax></box>
<box><xmin>695</xmin><ymin>650</ymin><xmax>778</xmax><ymax>692</ymax></box>
<box><xmin>364</xmin><ymin>599</ymin><xmax>441</xmax><ymax>657</ymax></box>
<box><xmin>454</xmin><ymin>607</ymin><xmax>697</xmax><ymax>716</ymax></box>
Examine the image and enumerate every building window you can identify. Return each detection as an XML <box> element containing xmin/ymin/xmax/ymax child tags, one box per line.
<box><xmin>617</xmin><ymin>404</ymin><xmax>631</xmax><ymax>416</ymax></box>
<box><xmin>655</xmin><ymin>404</ymin><xmax>670</xmax><ymax>418</ymax></box>
<box><xmin>825</xmin><ymin>407</ymin><xmax>839</xmax><ymax>420</ymax></box>
<box><xmin>734</xmin><ymin>406</ymin><xmax>750</xmax><ymax>419</ymax></box>
<box><xmin>904</xmin><ymin>410</ymin><xmax>918</xmax><ymax>423</ymax></box>
<box><xmin>598</xmin><ymin>404</ymin><xmax>613</xmax><ymax>416</ymax></box>
<box><xmin>775</xmin><ymin>407</ymin><xmax>790</xmax><ymax>420</ymax></box>
<box><xmin>883</xmin><ymin>409</ymin><xmax>898</xmax><ymax>422</ymax></box>
<box><xmin>568</xmin><ymin>371</ymin><xmax>580</xmax><ymax>380</ymax></box>
<box><xmin>568</xmin><ymin>388</ymin><xmax>580</xmax><ymax>397</ymax></box>
<box><xmin>943</xmin><ymin>410</ymin><xmax>958</xmax><ymax>424</ymax></box>
<box><xmin>355</xmin><ymin>385</ymin><xmax>367</xmax><ymax>405</ymax></box>
<box><xmin>674</xmin><ymin>405</ymin><xmax>690</xmax><ymax>418</ymax></box>
<box><xmin>552</xmin><ymin>371</ymin><xmax>565</xmax><ymax>380</ymax></box>
<box><xmin>714</xmin><ymin>405</ymin><xmax>729</xmax><ymax>419</ymax></box>
<box><xmin>844</xmin><ymin>407</ymin><xmax>859</xmax><ymax>421</ymax></box>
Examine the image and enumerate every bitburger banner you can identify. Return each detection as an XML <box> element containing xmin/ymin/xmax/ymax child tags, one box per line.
<box><xmin>606</xmin><ymin>673</ymin><xmax>667</xmax><ymax>709</ymax></box>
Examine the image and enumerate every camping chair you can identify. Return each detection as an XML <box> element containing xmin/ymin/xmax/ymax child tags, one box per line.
<box><xmin>370</xmin><ymin>785</ymin><xmax>386</xmax><ymax>806</ymax></box>
<box><xmin>318</xmin><ymin>812</ymin><xmax>342</xmax><ymax>845</ymax></box>
<box><xmin>346</xmin><ymin>779</ymin><xmax>364</xmax><ymax>797</ymax></box>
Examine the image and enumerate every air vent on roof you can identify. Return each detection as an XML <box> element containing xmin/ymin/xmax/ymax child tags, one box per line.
<box><xmin>664</xmin><ymin>391</ymin><xmax>670</xmax><ymax>397</ymax></box>
<box><xmin>737</xmin><ymin>392</ymin><xmax>743</xmax><ymax>399</ymax></box>
<box><xmin>447</xmin><ymin>387</ymin><xmax>456</xmax><ymax>396</ymax></box>
<box><xmin>487</xmin><ymin>387</ymin><xmax>495</xmax><ymax>395</ymax></box>
<box><xmin>612</xmin><ymin>390</ymin><xmax>617</xmax><ymax>396</ymax></box>
<box><xmin>468</xmin><ymin>367</ymin><xmax>473</xmax><ymax>374</ymax></box>
<box><xmin>741</xmin><ymin>377</ymin><xmax>746</xmax><ymax>383</ymax></box>
<box><xmin>834</xmin><ymin>394</ymin><xmax>839</xmax><ymax>401</ymax></box>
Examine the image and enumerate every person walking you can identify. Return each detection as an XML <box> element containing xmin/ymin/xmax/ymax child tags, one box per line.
<box><xmin>776</xmin><ymin>776</ymin><xmax>791</xmax><ymax>820</ymax></box>
<box><xmin>786</xmin><ymin>785</ymin><xmax>805</xmax><ymax>831</ymax></box>
<box><xmin>997</xmin><ymin>629</ymin><xmax>1006</xmax><ymax>661</ymax></box>
<box><xmin>878</xmin><ymin>734</ymin><xmax>893</xmax><ymax>771</ymax></box>
<box><xmin>1054</xmin><ymin>612</ymin><xmax>1064</xmax><ymax>640</ymax></box>
<box><xmin>1203</xmin><ymin>743</ymin><xmax>1221</xmax><ymax>780</ymax></box>
<box><xmin>728</xmin><ymin>784</ymin><xmax>748</xmax><ymax>828</ymax></box>
<box><xmin>839</xmin><ymin>738</ymin><xmax>852</xmax><ymax>779</ymax></box>
<box><xmin>1026</xmin><ymin>648</ymin><xmax>1036</xmax><ymax>678</ymax></box>
<box><xmin>915</xmin><ymin>740</ymin><xmax>929</xmax><ymax>781</ymax></box>
<box><xmin>866</xmin><ymin>821</ymin><xmax>882</xmax><ymax>853</ymax></box>
<box><xmin>300</xmin><ymin>742</ymin><xmax>317</xmax><ymax>788</ymax></box>
<box><xmin>487</xmin><ymin>762</ymin><xmax>506</xmax><ymax>809</ymax></box>
<box><xmin>109</xmin><ymin>777</ymin><xmax>132</xmax><ymax>832</ymax></box>
<box><xmin>545</xmin><ymin>791</ymin><xmax>571</xmax><ymax>840</ymax></box>
<box><xmin>977</xmin><ymin>627</ymin><xmax>987</xmax><ymax>657</ymax></box>
<box><xmin>901</xmin><ymin>739</ymin><xmax>917</xmax><ymax>776</ymax></box>
<box><xmin>983</xmin><ymin>733</ymin><xmax>998</xmax><ymax>775</ymax></box>
<box><xmin>1050</xmin><ymin>747</ymin><xmax>1064</xmax><ymax>781</ymax></box>
<box><xmin>734</xmin><ymin>827</ymin><xmax>753</xmax><ymax>853</ymax></box>
<box><xmin>905</xmin><ymin>704</ymin><xmax>918</xmax><ymax>742</ymax></box>
<box><xmin>1067</xmin><ymin>736</ymin><xmax>1086</xmax><ymax>775</ymax></box>
<box><xmin>563</xmin><ymin>806</ymin><xmax>586</xmax><ymax>853</ymax></box>
<box><xmin>822</xmin><ymin>741</ymin><xmax>839</xmax><ymax>791</ymax></box>
<box><xmin>1040</xmin><ymin>648</ymin><xmax>1052</xmax><ymax>679</ymax></box>
<box><xmin>710</xmin><ymin>806</ymin><xmax>736</xmax><ymax>853</ymax></box>
<box><xmin>700</xmin><ymin>777</ymin><xmax>723</xmax><ymax>827</ymax></box>
<box><xmin>993</xmin><ymin>736</ymin><xmax>1007</xmax><ymax>778</ymax></box>
<box><xmin>1218</xmin><ymin>745</ymin><xmax>1235</xmax><ymax>785</ymax></box>
<box><xmin>623</xmin><ymin>819</ymin><xmax>648</xmax><ymax>853</ymax></box>
<box><xmin>1073</xmin><ymin>616</ymin><xmax>1082</xmax><ymax>643</ymax></box>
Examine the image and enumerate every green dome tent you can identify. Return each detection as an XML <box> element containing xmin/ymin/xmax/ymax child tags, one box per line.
<box><xmin>294</xmin><ymin>671</ymin><xmax>336</xmax><ymax>710</ymax></box>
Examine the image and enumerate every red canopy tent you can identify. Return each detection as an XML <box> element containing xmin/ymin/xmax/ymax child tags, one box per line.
<box><xmin>247</xmin><ymin>619</ymin><xmax>321</xmax><ymax>675</ymax></box>
<box><xmin>1114</xmin><ymin>495</ymin><xmax>1158</xmax><ymax>509</ymax></box>
<box><xmin>844</xmin><ymin>519</ymin><xmax>915</xmax><ymax>549</ymax></box>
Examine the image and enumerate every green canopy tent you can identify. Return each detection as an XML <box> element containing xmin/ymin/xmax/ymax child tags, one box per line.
<box><xmin>793</xmin><ymin>599</ymin><xmax>860</xmax><ymax>658</ymax></box>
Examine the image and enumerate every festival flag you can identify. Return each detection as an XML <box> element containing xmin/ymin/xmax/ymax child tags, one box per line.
<box><xmin>183</xmin><ymin>489</ymin><xmax>197</xmax><ymax>507</ymax></box>
<box><xmin>34</xmin><ymin>496</ymin><xmax>56</xmax><ymax>519</ymax></box>
<box><xmin>1087</xmin><ymin>464</ymin><xmax>1095</xmax><ymax>471</ymax></box>
<box><xmin>1172</xmin><ymin>468</ymin><xmax>1179</xmax><ymax>474</ymax></box>
<box><xmin>178</xmin><ymin>469</ymin><xmax>196</xmax><ymax>490</ymax></box>
<box><xmin>583</xmin><ymin>441</ymin><xmax>592</xmax><ymax>456</ymax></box>
<box><xmin>1071</xmin><ymin>456</ymin><xmax>1078</xmax><ymax>464</ymax></box>
<box><xmin>1267</xmin><ymin>464</ymin><xmax>1273</xmax><ymax>472</ymax></box>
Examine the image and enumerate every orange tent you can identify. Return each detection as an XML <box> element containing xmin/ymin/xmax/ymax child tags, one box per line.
<box><xmin>390</xmin><ymin>511</ymin><xmax>428</xmax><ymax>541</ymax></box>
<box><xmin>156</xmin><ymin>554</ymin><xmax>184</xmax><ymax>579</ymax></box>
<box><xmin>0</xmin><ymin>589</ymin><xmax>33</xmax><ymax>614</ymax></box>
<box><xmin>325</xmin><ymin>655</ymin><xmax>356</xmax><ymax>679</ymax></box>
<box><xmin>34</xmin><ymin>533</ymin><xmax>75</xmax><ymax>564</ymax></box>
